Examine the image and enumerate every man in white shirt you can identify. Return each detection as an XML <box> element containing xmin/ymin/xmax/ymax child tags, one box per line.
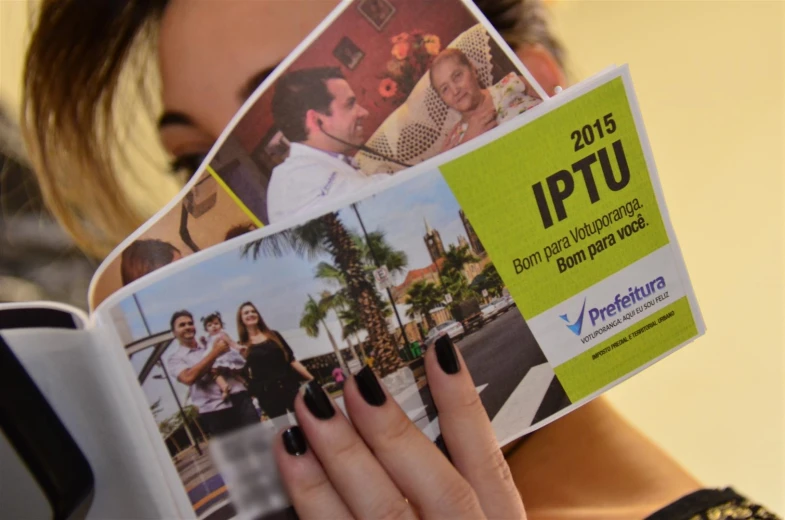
<box><xmin>267</xmin><ymin>67</ymin><xmax>390</xmax><ymax>224</ymax></box>
<box><xmin>166</xmin><ymin>310</ymin><xmax>258</xmax><ymax>436</ymax></box>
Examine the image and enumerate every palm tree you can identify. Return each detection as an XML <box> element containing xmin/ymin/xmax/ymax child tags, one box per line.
<box><xmin>339</xmin><ymin>306</ymin><xmax>366</xmax><ymax>344</ymax></box>
<box><xmin>244</xmin><ymin>213</ymin><xmax>404</xmax><ymax>377</ymax></box>
<box><xmin>317</xmin><ymin>230</ymin><xmax>408</xmax><ymax>284</ymax></box>
<box><xmin>482</xmin><ymin>263</ymin><xmax>503</xmax><ymax>290</ymax></box>
<box><xmin>315</xmin><ymin>260</ymin><xmax>394</xmax><ymax>321</ymax></box>
<box><xmin>442</xmin><ymin>244</ymin><xmax>478</xmax><ymax>276</ymax></box>
<box><xmin>405</xmin><ymin>281</ymin><xmax>445</xmax><ymax>329</ymax></box>
<box><xmin>471</xmin><ymin>263</ymin><xmax>504</xmax><ymax>298</ymax></box>
<box><xmin>158</xmin><ymin>414</ymin><xmax>176</xmax><ymax>436</ymax></box>
<box><xmin>330</xmin><ymin>294</ymin><xmax>393</xmax><ymax>354</ymax></box>
<box><xmin>314</xmin><ymin>263</ymin><xmax>366</xmax><ymax>359</ymax></box>
<box><xmin>349</xmin><ymin>222</ymin><xmax>410</xmax><ymax>348</ymax></box>
<box><xmin>150</xmin><ymin>398</ymin><xmax>163</xmax><ymax>420</ymax></box>
<box><xmin>319</xmin><ymin>290</ymin><xmax>363</xmax><ymax>363</ymax></box>
<box><xmin>182</xmin><ymin>404</ymin><xmax>207</xmax><ymax>442</ymax></box>
<box><xmin>315</xmin><ymin>260</ymin><xmax>345</xmax><ymax>287</ymax></box>
<box><xmin>301</xmin><ymin>293</ymin><xmax>349</xmax><ymax>375</ymax></box>
<box><xmin>314</xmin><ymin>234</ymin><xmax>401</xmax><ymax>360</ymax></box>
<box><xmin>353</xmin><ymin>230</ymin><xmax>408</xmax><ymax>277</ymax></box>
<box><xmin>442</xmin><ymin>269</ymin><xmax>476</xmax><ymax>303</ymax></box>
<box><xmin>439</xmin><ymin>244</ymin><xmax>479</xmax><ymax>303</ymax></box>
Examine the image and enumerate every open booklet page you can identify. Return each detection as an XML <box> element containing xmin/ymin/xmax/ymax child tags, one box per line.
<box><xmin>88</xmin><ymin>0</ymin><xmax>546</xmax><ymax>310</ymax></box>
<box><xmin>92</xmin><ymin>63</ymin><xmax>704</xmax><ymax>520</ymax></box>
<box><xmin>1</xmin><ymin>327</ymin><xmax>191</xmax><ymax>519</ymax></box>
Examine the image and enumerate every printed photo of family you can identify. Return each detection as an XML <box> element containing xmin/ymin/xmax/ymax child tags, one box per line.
<box><xmin>111</xmin><ymin>169</ymin><xmax>569</xmax><ymax>519</ymax></box>
<box><xmin>212</xmin><ymin>0</ymin><xmax>542</xmax><ymax>225</ymax></box>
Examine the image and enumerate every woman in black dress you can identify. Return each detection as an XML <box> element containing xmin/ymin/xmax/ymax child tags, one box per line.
<box><xmin>236</xmin><ymin>301</ymin><xmax>314</xmax><ymax>419</ymax></box>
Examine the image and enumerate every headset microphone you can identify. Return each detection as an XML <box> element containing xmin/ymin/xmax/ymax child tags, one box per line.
<box><xmin>317</xmin><ymin>119</ymin><xmax>411</xmax><ymax>168</ymax></box>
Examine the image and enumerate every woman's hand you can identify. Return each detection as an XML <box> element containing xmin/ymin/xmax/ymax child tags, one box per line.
<box><xmin>274</xmin><ymin>336</ymin><xmax>526</xmax><ymax>519</ymax></box>
<box><xmin>463</xmin><ymin>104</ymin><xmax>498</xmax><ymax>143</ymax></box>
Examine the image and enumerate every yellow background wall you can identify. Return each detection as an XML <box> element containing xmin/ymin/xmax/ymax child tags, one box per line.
<box><xmin>549</xmin><ymin>1</ymin><xmax>784</xmax><ymax>513</ymax></box>
<box><xmin>0</xmin><ymin>2</ymin><xmax>27</xmax><ymax>112</ymax></box>
<box><xmin>2</xmin><ymin>0</ymin><xmax>783</xmax><ymax>514</ymax></box>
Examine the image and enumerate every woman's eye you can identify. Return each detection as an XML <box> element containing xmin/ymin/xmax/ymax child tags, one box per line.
<box><xmin>170</xmin><ymin>152</ymin><xmax>208</xmax><ymax>180</ymax></box>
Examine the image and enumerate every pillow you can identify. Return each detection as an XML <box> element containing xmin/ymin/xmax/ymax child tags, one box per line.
<box><xmin>356</xmin><ymin>23</ymin><xmax>496</xmax><ymax>174</ymax></box>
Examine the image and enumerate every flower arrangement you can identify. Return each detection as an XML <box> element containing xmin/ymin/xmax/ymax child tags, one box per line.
<box><xmin>378</xmin><ymin>30</ymin><xmax>441</xmax><ymax>105</ymax></box>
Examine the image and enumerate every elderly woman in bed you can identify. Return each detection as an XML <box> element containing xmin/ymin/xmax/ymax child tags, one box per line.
<box><xmin>430</xmin><ymin>48</ymin><xmax>541</xmax><ymax>152</ymax></box>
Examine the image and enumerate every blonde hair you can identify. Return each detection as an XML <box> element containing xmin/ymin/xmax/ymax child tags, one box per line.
<box><xmin>21</xmin><ymin>0</ymin><xmax>563</xmax><ymax>258</ymax></box>
<box><xmin>21</xmin><ymin>1</ymin><xmax>168</xmax><ymax>258</ymax></box>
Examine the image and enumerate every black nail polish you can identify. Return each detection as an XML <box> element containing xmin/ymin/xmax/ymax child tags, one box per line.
<box><xmin>355</xmin><ymin>365</ymin><xmax>386</xmax><ymax>406</ymax></box>
<box><xmin>282</xmin><ymin>426</ymin><xmax>307</xmax><ymax>456</ymax></box>
<box><xmin>303</xmin><ymin>380</ymin><xmax>335</xmax><ymax>419</ymax></box>
<box><xmin>434</xmin><ymin>335</ymin><xmax>460</xmax><ymax>374</ymax></box>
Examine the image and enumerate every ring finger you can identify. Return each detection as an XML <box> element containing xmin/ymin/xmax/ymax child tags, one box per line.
<box><xmin>292</xmin><ymin>381</ymin><xmax>417</xmax><ymax>520</ymax></box>
<box><xmin>274</xmin><ymin>426</ymin><xmax>352</xmax><ymax>519</ymax></box>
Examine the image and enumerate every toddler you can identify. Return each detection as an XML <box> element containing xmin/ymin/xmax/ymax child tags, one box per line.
<box><xmin>200</xmin><ymin>312</ymin><xmax>247</xmax><ymax>401</ymax></box>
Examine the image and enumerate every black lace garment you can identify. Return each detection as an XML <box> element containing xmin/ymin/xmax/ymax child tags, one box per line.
<box><xmin>646</xmin><ymin>488</ymin><xmax>780</xmax><ymax>520</ymax></box>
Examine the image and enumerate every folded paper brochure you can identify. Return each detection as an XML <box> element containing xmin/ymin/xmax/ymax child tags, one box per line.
<box><xmin>1</xmin><ymin>1</ymin><xmax>704</xmax><ymax>518</ymax></box>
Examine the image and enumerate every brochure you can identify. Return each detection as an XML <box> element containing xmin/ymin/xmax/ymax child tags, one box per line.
<box><xmin>2</xmin><ymin>1</ymin><xmax>704</xmax><ymax>519</ymax></box>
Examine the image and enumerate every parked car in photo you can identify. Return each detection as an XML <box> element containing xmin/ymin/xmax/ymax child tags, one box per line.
<box><xmin>424</xmin><ymin>320</ymin><xmax>466</xmax><ymax>347</ymax></box>
<box><xmin>480</xmin><ymin>301</ymin><xmax>503</xmax><ymax>322</ymax></box>
<box><xmin>492</xmin><ymin>296</ymin><xmax>514</xmax><ymax>313</ymax></box>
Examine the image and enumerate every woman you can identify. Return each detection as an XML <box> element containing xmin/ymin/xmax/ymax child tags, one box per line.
<box><xmin>236</xmin><ymin>301</ymin><xmax>314</xmax><ymax>420</ymax></box>
<box><xmin>430</xmin><ymin>48</ymin><xmax>541</xmax><ymax>152</ymax></box>
<box><xmin>21</xmin><ymin>1</ymin><xmax>776</xmax><ymax>518</ymax></box>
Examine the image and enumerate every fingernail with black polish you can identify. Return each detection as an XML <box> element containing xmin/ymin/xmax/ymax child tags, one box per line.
<box><xmin>303</xmin><ymin>380</ymin><xmax>335</xmax><ymax>419</ymax></box>
<box><xmin>282</xmin><ymin>426</ymin><xmax>307</xmax><ymax>456</ymax></box>
<box><xmin>355</xmin><ymin>365</ymin><xmax>386</xmax><ymax>406</ymax></box>
<box><xmin>435</xmin><ymin>335</ymin><xmax>460</xmax><ymax>375</ymax></box>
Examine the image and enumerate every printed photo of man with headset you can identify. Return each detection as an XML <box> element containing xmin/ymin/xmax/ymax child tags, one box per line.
<box><xmin>266</xmin><ymin>67</ymin><xmax>396</xmax><ymax>224</ymax></box>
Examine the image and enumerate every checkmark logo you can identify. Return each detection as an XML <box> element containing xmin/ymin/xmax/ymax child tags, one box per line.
<box><xmin>559</xmin><ymin>298</ymin><xmax>587</xmax><ymax>336</ymax></box>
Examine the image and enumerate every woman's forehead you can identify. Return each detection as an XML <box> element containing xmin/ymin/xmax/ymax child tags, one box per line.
<box><xmin>158</xmin><ymin>0</ymin><xmax>339</xmax><ymax>137</ymax></box>
<box><xmin>433</xmin><ymin>56</ymin><xmax>467</xmax><ymax>81</ymax></box>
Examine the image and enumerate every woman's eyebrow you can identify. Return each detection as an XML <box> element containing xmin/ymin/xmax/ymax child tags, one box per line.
<box><xmin>238</xmin><ymin>65</ymin><xmax>278</xmax><ymax>101</ymax></box>
<box><xmin>158</xmin><ymin>111</ymin><xmax>194</xmax><ymax>130</ymax></box>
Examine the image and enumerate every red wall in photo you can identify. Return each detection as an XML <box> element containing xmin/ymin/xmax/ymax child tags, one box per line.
<box><xmin>233</xmin><ymin>0</ymin><xmax>479</xmax><ymax>154</ymax></box>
